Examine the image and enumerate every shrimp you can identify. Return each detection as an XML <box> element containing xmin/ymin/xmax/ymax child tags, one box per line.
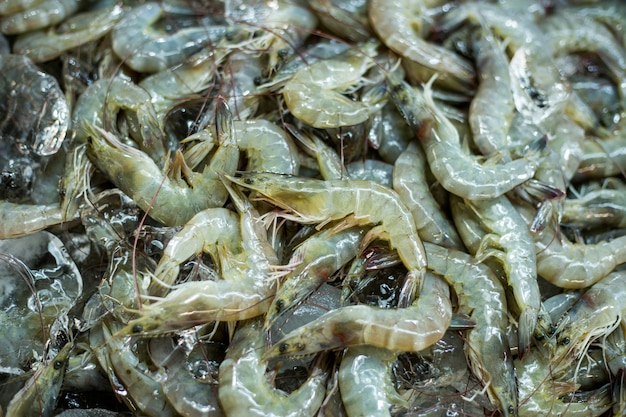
<box><xmin>346</xmin><ymin>159</ymin><xmax>394</xmax><ymax>186</ymax></box>
<box><xmin>264</xmin><ymin>226</ymin><xmax>366</xmax><ymax>331</ymax></box>
<box><xmin>469</xmin><ymin>27</ymin><xmax>515</xmax><ymax>157</ymax></box>
<box><xmin>516</xmin><ymin>201</ymin><xmax>626</xmax><ymax>289</ymax></box>
<box><xmin>338</xmin><ymin>346</ymin><xmax>407</xmax><ymax>417</ymax></box>
<box><xmin>114</xmin><ymin>177</ymin><xmax>279</xmax><ymax>337</ymax></box>
<box><xmin>424</xmin><ymin>242</ymin><xmax>517</xmax><ymax>416</ymax></box>
<box><xmin>218</xmin><ymin>319</ymin><xmax>329</xmax><ymax>417</ymax></box>
<box><xmin>91</xmin><ymin>321</ymin><xmax>178</xmax><ymax>417</ymax></box>
<box><xmin>368</xmin><ymin>0</ymin><xmax>475</xmax><ymax>93</ymax></box>
<box><xmin>0</xmin><ymin>0</ymin><xmax>79</xmax><ymax>34</ymax></box>
<box><xmin>574</xmin><ymin>132</ymin><xmax>626</xmax><ymax>182</ymax></box>
<box><xmin>562</xmin><ymin>187</ymin><xmax>626</xmax><ymax>230</ymax></box>
<box><xmin>516</xmin><ymin>349</ymin><xmax>613</xmax><ymax>417</ymax></box>
<box><xmin>111</xmin><ymin>2</ymin><xmax>226</xmax><ymax>73</ymax></box>
<box><xmin>393</xmin><ymin>142</ymin><xmax>464</xmax><ymax>250</ymax></box>
<box><xmin>309</xmin><ymin>0</ymin><xmax>371</xmax><ymax>42</ymax></box>
<box><xmin>388</xmin><ymin>74</ymin><xmax>544</xmax><ymax>200</ymax></box>
<box><xmin>226</xmin><ymin>172</ymin><xmax>427</xmax><ymax>306</ymax></box>
<box><xmin>0</xmin><ymin>201</ymin><xmax>67</xmax><ymax>239</ymax></box>
<box><xmin>84</xmin><ymin>101</ymin><xmax>239</xmax><ymax>227</ymax></box>
<box><xmin>12</xmin><ymin>4</ymin><xmax>125</xmax><ymax>63</ymax></box>
<box><xmin>262</xmin><ymin>272</ymin><xmax>451</xmax><ymax>358</ymax></box>
<box><xmin>283</xmin><ymin>41</ymin><xmax>379</xmax><ymax>129</ymax></box>
<box><xmin>550</xmin><ymin>271</ymin><xmax>626</xmax><ymax>377</ymax></box>
<box><xmin>234</xmin><ymin>120</ymin><xmax>299</xmax><ymax>175</ymax></box>
<box><xmin>465</xmin><ymin>194</ymin><xmax>548</xmax><ymax>357</ymax></box>
<box><xmin>5</xmin><ymin>341</ymin><xmax>73</xmax><ymax>417</ymax></box>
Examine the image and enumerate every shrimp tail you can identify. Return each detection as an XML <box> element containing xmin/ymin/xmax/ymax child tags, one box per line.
<box><xmin>517</xmin><ymin>308</ymin><xmax>538</xmax><ymax>359</ymax></box>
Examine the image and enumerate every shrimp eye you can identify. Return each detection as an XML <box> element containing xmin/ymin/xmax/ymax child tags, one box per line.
<box><xmin>132</xmin><ymin>324</ymin><xmax>144</xmax><ymax>334</ymax></box>
<box><xmin>277</xmin><ymin>48</ymin><xmax>288</xmax><ymax>58</ymax></box>
<box><xmin>508</xmin><ymin>405</ymin><xmax>515</xmax><ymax>415</ymax></box>
<box><xmin>54</xmin><ymin>360</ymin><xmax>63</xmax><ymax>370</ymax></box>
<box><xmin>279</xmin><ymin>343</ymin><xmax>289</xmax><ymax>353</ymax></box>
<box><xmin>253</xmin><ymin>76</ymin><xmax>263</xmax><ymax>86</ymax></box>
<box><xmin>558</xmin><ymin>337</ymin><xmax>570</xmax><ymax>346</ymax></box>
<box><xmin>244</xmin><ymin>177</ymin><xmax>254</xmax><ymax>185</ymax></box>
<box><xmin>275</xmin><ymin>299</ymin><xmax>285</xmax><ymax>312</ymax></box>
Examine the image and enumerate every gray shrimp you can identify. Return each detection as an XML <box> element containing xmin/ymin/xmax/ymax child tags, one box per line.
<box><xmin>218</xmin><ymin>319</ymin><xmax>329</xmax><ymax>417</ymax></box>
<box><xmin>0</xmin><ymin>0</ymin><xmax>79</xmax><ymax>34</ymax></box>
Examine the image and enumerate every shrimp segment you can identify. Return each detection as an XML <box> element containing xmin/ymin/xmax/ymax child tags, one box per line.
<box><xmin>263</xmin><ymin>273</ymin><xmax>451</xmax><ymax>357</ymax></box>
<box><xmin>227</xmin><ymin>172</ymin><xmax>427</xmax><ymax>305</ymax></box>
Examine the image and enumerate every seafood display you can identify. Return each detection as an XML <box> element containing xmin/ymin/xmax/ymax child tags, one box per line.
<box><xmin>2</xmin><ymin>0</ymin><xmax>626</xmax><ymax>416</ymax></box>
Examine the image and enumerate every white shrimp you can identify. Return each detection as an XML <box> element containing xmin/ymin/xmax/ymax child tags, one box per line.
<box><xmin>368</xmin><ymin>0</ymin><xmax>475</xmax><ymax>93</ymax></box>
<box><xmin>283</xmin><ymin>41</ymin><xmax>379</xmax><ymax>129</ymax></box>
<box><xmin>111</xmin><ymin>2</ymin><xmax>226</xmax><ymax>73</ymax></box>
<box><xmin>338</xmin><ymin>346</ymin><xmax>407</xmax><ymax>417</ymax></box>
<box><xmin>227</xmin><ymin>172</ymin><xmax>428</xmax><ymax>307</ymax></box>
<box><xmin>13</xmin><ymin>4</ymin><xmax>125</xmax><ymax>63</ymax></box>
<box><xmin>218</xmin><ymin>319</ymin><xmax>329</xmax><ymax>417</ymax></box>
<box><xmin>388</xmin><ymin>74</ymin><xmax>544</xmax><ymax>200</ymax></box>
<box><xmin>393</xmin><ymin>142</ymin><xmax>464</xmax><ymax>250</ymax></box>
<box><xmin>262</xmin><ymin>272</ymin><xmax>451</xmax><ymax>357</ymax></box>
<box><xmin>0</xmin><ymin>201</ymin><xmax>66</xmax><ymax>239</ymax></box>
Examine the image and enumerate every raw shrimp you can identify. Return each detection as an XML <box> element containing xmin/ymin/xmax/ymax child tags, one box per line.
<box><xmin>424</xmin><ymin>242</ymin><xmax>517</xmax><ymax>416</ymax></box>
<box><xmin>574</xmin><ymin>132</ymin><xmax>626</xmax><ymax>181</ymax></box>
<box><xmin>516</xmin><ymin>348</ymin><xmax>613</xmax><ymax>417</ymax></box>
<box><xmin>393</xmin><ymin>142</ymin><xmax>464</xmax><ymax>249</ymax></box>
<box><xmin>517</xmin><ymin>202</ymin><xmax>626</xmax><ymax>289</ymax></box>
<box><xmin>338</xmin><ymin>346</ymin><xmax>407</xmax><ymax>417</ymax></box>
<box><xmin>84</xmin><ymin>102</ymin><xmax>238</xmax><ymax>226</ymax></box>
<box><xmin>551</xmin><ymin>271</ymin><xmax>626</xmax><ymax>376</ymax></box>
<box><xmin>12</xmin><ymin>4</ymin><xmax>125</xmax><ymax>63</ymax></box>
<box><xmin>114</xmin><ymin>178</ymin><xmax>279</xmax><ymax>337</ymax></box>
<box><xmin>283</xmin><ymin>41</ymin><xmax>378</xmax><ymax>129</ymax></box>
<box><xmin>262</xmin><ymin>272</ymin><xmax>451</xmax><ymax>358</ymax></box>
<box><xmin>111</xmin><ymin>2</ymin><xmax>226</xmax><ymax>73</ymax></box>
<box><xmin>72</xmin><ymin>76</ymin><xmax>165</xmax><ymax>162</ymax></box>
<box><xmin>0</xmin><ymin>0</ymin><xmax>44</xmax><ymax>16</ymax></box>
<box><xmin>308</xmin><ymin>0</ymin><xmax>371</xmax><ymax>42</ymax></box>
<box><xmin>388</xmin><ymin>75</ymin><xmax>544</xmax><ymax>200</ymax></box>
<box><xmin>218</xmin><ymin>319</ymin><xmax>329</xmax><ymax>417</ymax></box>
<box><xmin>5</xmin><ymin>341</ymin><xmax>73</xmax><ymax>417</ymax></box>
<box><xmin>0</xmin><ymin>0</ymin><xmax>79</xmax><ymax>34</ymax></box>
<box><xmin>346</xmin><ymin>160</ymin><xmax>394</xmax><ymax>186</ymax></box>
<box><xmin>0</xmin><ymin>201</ymin><xmax>67</xmax><ymax>239</ymax></box>
<box><xmin>91</xmin><ymin>321</ymin><xmax>178</xmax><ymax>417</ymax></box>
<box><xmin>562</xmin><ymin>187</ymin><xmax>626</xmax><ymax>230</ymax></box>
<box><xmin>234</xmin><ymin>120</ymin><xmax>300</xmax><ymax>175</ymax></box>
<box><xmin>264</xmin><ymin>226</ymin><xmax>366</xmax><ymax>331</ymax></box>
<box><xmin>227</xmin><ymin>172</ymin><xmax>427</xmax><ymax>306</ymax></box>
<box><xmin>368</xmin><ymin>0</ymin><xmax>475</xmax><ymax>93</ymax></box>
<box><xmin>465</xmin><ymin>194</ymin><xmax>547</xmax><ymax>357</ymax></box>
<box><xmin>288</xmin><ymin>126</ymin><xmax>345</xmax><ymax>180</ymax></box>
<box><xmin>469</xmin><ymin>27</ymin><xmax>515</xmax><ymax>157</ymax></box>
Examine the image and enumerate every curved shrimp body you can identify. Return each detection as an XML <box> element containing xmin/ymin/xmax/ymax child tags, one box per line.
<box><xmin>466</xmin><ymin>194</ymin><xmax>544</xmax><ymax>356</ymax></box>
<box><xmin>72</xmin><ymin>77</ymin><xmax>164</xmax><ymax>162</ymax></box>
<box><xmin>338</xmin><ymin>346</ymin><xmax>407</xmax><ymax>417</ymax></box>
<box><xmin>85</xmin><ymin>123</ymin><xmax>238</xmax><ymax>227</ymax></box>
<box><xmin>368</xmin><ymin>0</ymin><xmax>475</xmax><ymax>93</ymax></box>
<box><xmin>13</xmin><ymin>4</ymin><xmax>125</xmax><ymax>63</ymax></box>
<box><xmin>5</xmin><ymin>341</ymin><xmax>73</xmax><ymax>417</ymax></box>
<box><xmin>227</xmin><ymin>172</ymin><xmax>427</xmax><ymax>304</ymax></box>
<box><xmin>264</xmin><ymin>226</ymin><xmax>366</xmax><ymax>331</ymax></box>
<box><xmin>111</xmin><ymin>2</ymin><xmax>226</xmax><ymax>73</ymax></box>
<box><xmin>218</xmin><ymin>319</ymin><xmax>329</xmax><ymax>417</ymax></box>
<box><xmin>149</xmin><ymin>208</ymin><xmax>240</xmax><ymax>294</ymax></box>
<box><xmin>92</xmin><ymin>322</ymin><xmax>178</xmax><ymax>417</ymax></box>
<box><xmin>393</xmin><ymin>142</ymin><xmax>464</xmax><ymax>250</ymax></box>
<box><xmin>424</xmin><ymin>242</ymin><xmax>516</xmax><ymax>416</ymax></box>
<box><xmin>516</xmin><ymin>349</ymin><xmax>613</xmax><ymax>417</ymax></box>
<box><xmin>515</xmin><ymin>201</ymin><xmax>626</xmax><ymax>289</ymax></box>
<box><xmin>469</xmin><ymin>28</ymin><xmax>515</xmax><ymax>157</ymax></box>
<box><xmin>234</xmin><ymin>119</ymin><xmax>299</xmax><ymax>175</ymax></box>
<box><xmin>263</xmin><ymin>272</ymin><xmax>451</xmax><ymax>358</ymax></box>
<box><xmin>283</xmin><ymin>42</ymin><xmax>378</xmax><ymax>129</ymax></box>
<box><xmin>551</xmin><ymin>271</ymin><xmax>626</xmax><ymax>376</ymax></box>
<box><xmin>388</xmin><ymin>75</ymin><xmax>542</xmax><ymax>200</ymax></box>
<box><xmin>0</xmin><ymin>0</ymin><xmax>79</xmax><ymax>35</ymax></box>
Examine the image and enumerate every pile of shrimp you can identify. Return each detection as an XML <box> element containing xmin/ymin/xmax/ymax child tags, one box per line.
<box><xmin>1</xmin><ymin>0</ymin><xmax>626</xmax><ymax>415</ymax></box>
